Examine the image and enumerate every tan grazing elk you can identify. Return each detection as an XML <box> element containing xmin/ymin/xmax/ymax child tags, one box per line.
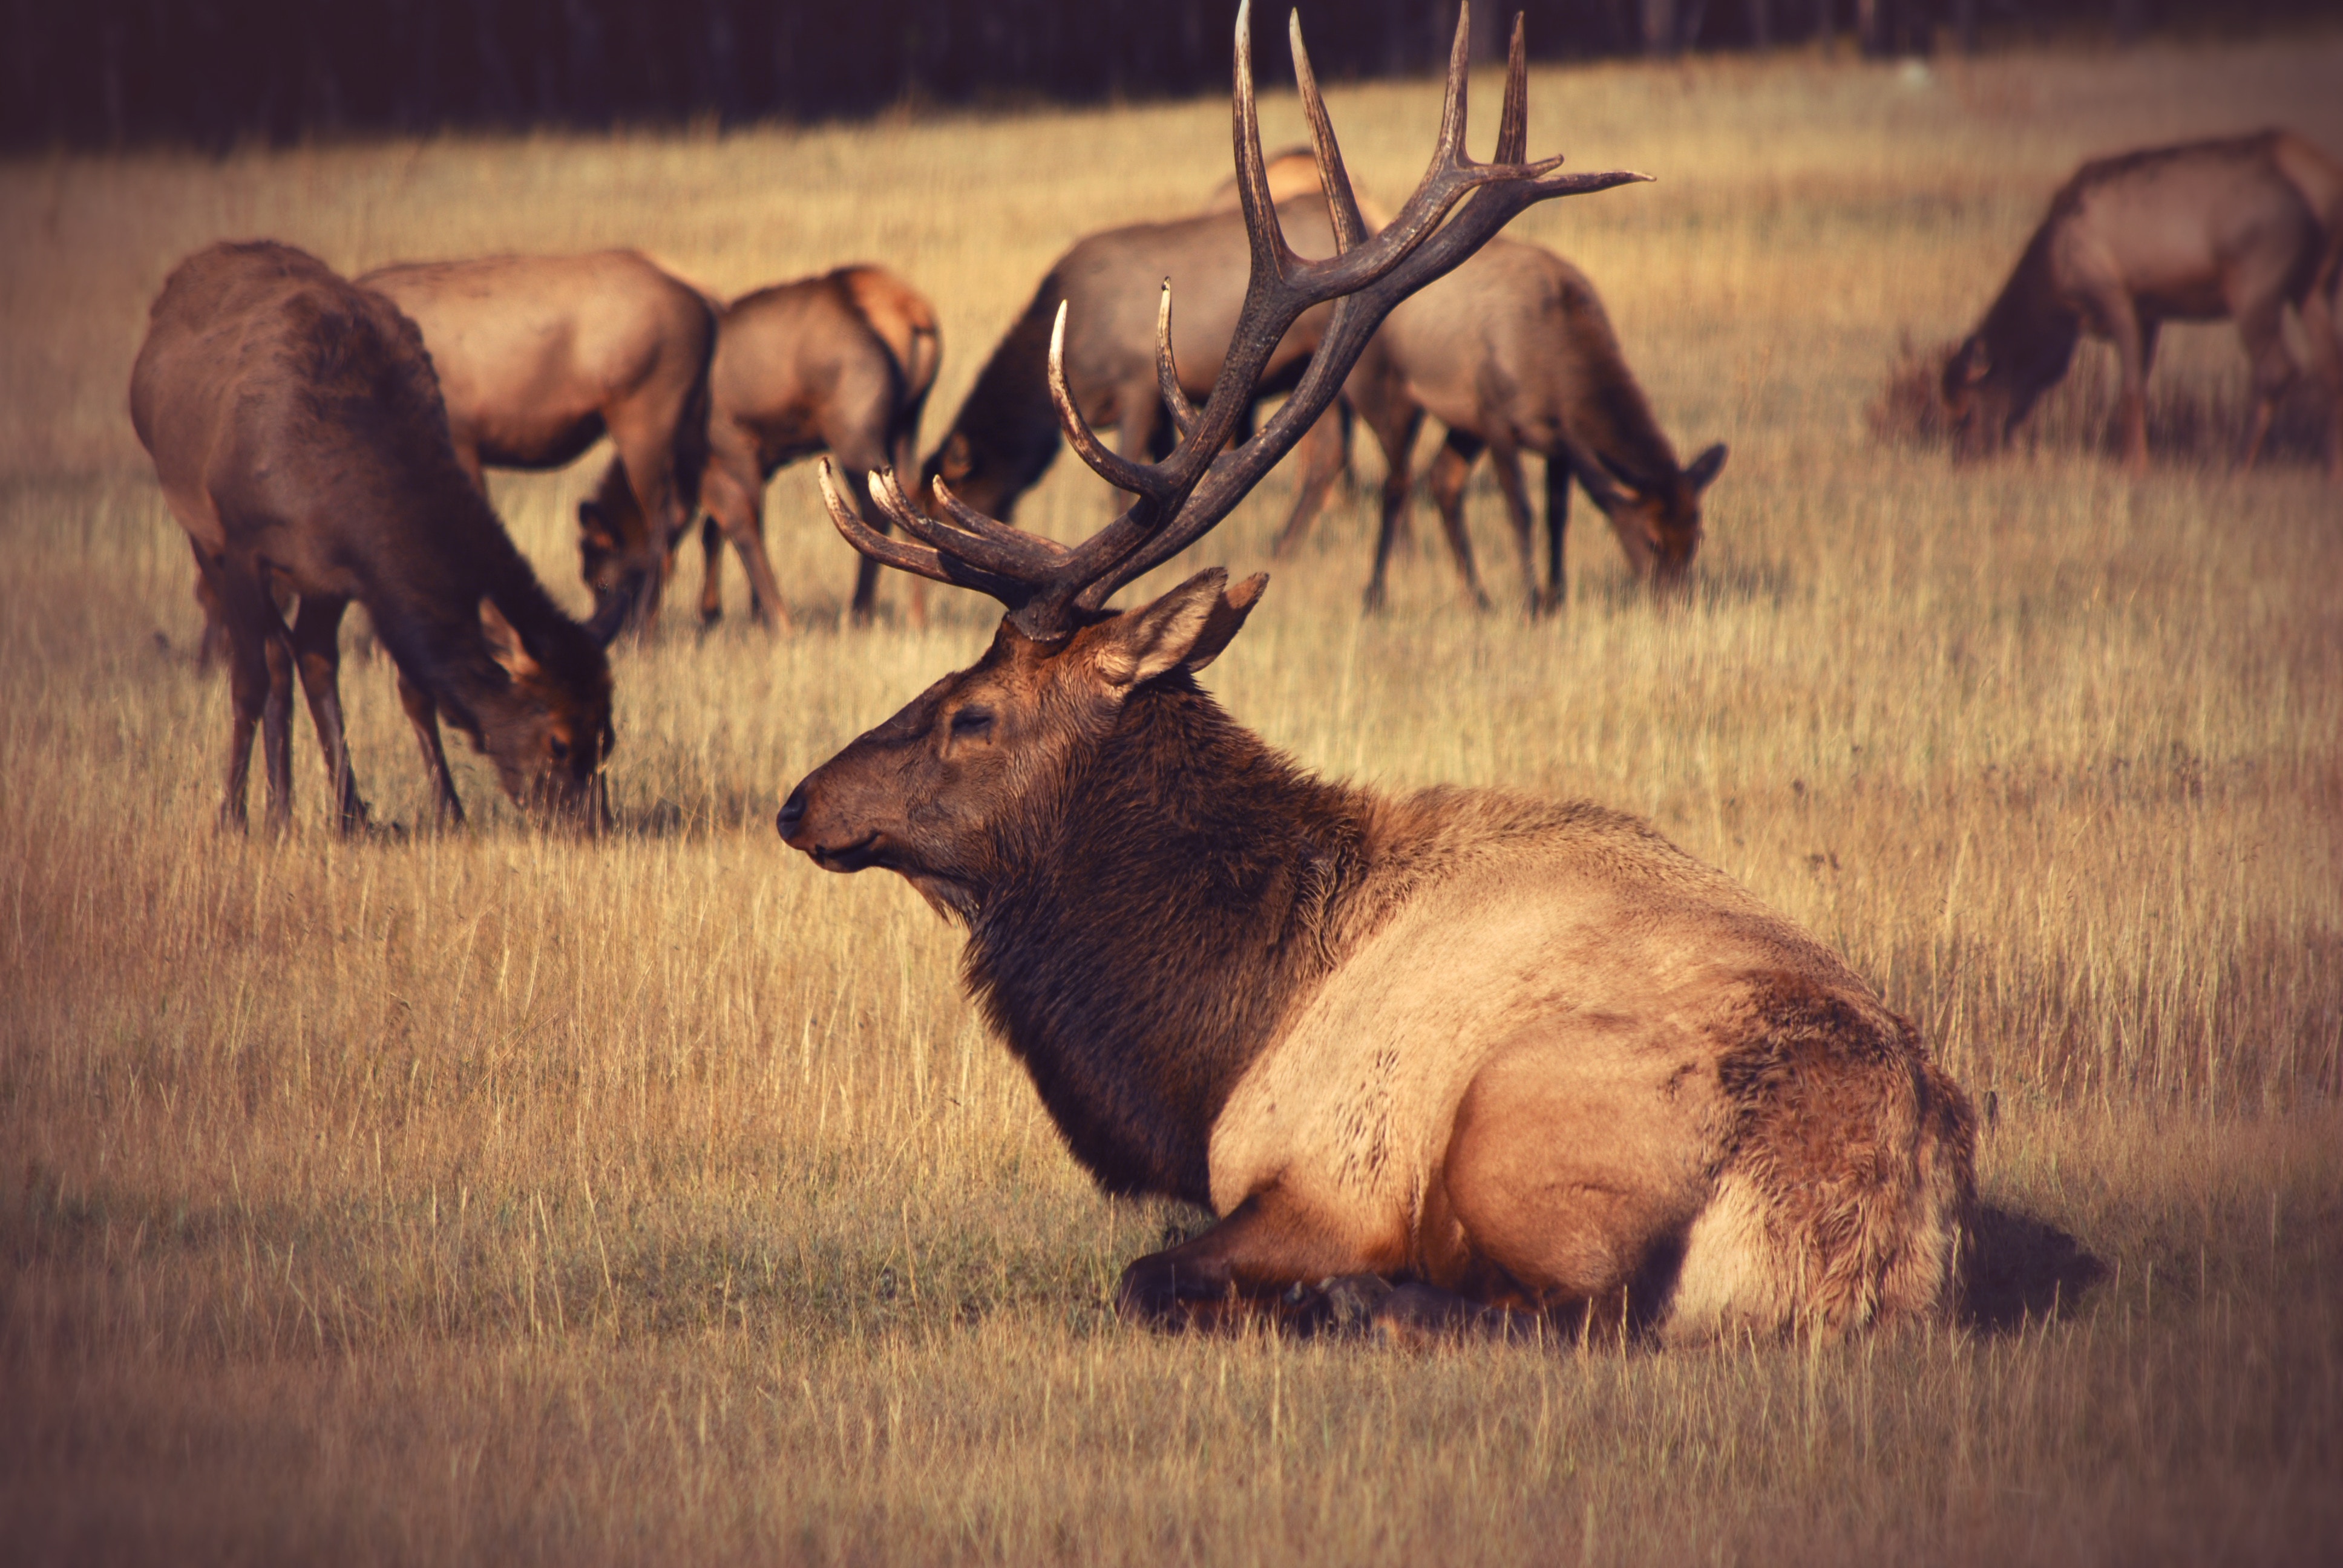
<box><xmin>1942</xmin><ymin>129</ymin><xmax>2343</xmax><ymax>477</ymax></box>
<box><xmin>1333</xmin><ymin>237</ymin><xmax>1726</xmax><ymax>614</ymax></box>
<box><xmin>359</xmin><ymin>250</ymin><xmax>716</xmax><ymax>638</ymax></box>
<box><xmin>580</xmin><ymin>265</ymin><xmax>941</xmax><ymax>630</ymax></box>
<box><xmin>133</xmin><ymin>241</ymin><xmax>614</xmax><ymax>834</ymax></box>
<box><xmin>779</xmin><ymin>5</ymin><xmax>1974</xmax><ymax>1345</ymax></box>
<box><xmin>922</xmin><ymin>191</ymin><xmax>1348</xmax><ymax>531</ymax></box>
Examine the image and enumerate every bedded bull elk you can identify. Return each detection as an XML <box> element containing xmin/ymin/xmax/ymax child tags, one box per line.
<box><xmin>360</xmin><ymin>250</ymin><xmax>716</xmax><ymax>637</ymax></box>
<box><xmin>779</xmin><ymin>5</ymin><xmax>1974</xmax><ymax>1344</ymax></box>
<box><xmin>580</xmin><ymin>265</ymin><xmax>941</xmax><ymax>630</ymax></box>
<box><xmin>1941</xmin><ymin>129</ymin><xmax>2343</xmax><ymax>477</ymax></box>
<box><xmin>1333</xmin><ymin>236</ymin><xmax>1726</xmax><ymax>614</ymax></box>
<box><xmin>132</xmin><ymin>242</ymin><xmax>613</xmax><ymax>834</ymax></box>
<box><xmin>922</xmin><ymin>190</ymin><xmax>1349</xmax><ymax>531</ymax></box>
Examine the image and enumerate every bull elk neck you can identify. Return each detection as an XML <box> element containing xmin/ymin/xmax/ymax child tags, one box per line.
<box><xmin>780</xmin><ymin>3</ymin><xmax>1973</xmax><ymax>1344</ymax></box>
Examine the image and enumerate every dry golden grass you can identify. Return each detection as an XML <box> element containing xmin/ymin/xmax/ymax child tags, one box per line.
<box><xmin>5</xmin><ymin>30</ymin><xmax>2343</xmax><ymax>1567</ymax></box>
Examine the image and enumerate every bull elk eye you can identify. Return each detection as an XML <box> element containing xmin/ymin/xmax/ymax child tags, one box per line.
<box><xmin>949</xmin><ymin>706</ymin><xmax>995</xmax><ymax>742</ymax></box>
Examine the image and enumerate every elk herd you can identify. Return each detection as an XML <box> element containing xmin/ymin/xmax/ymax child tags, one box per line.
<box><xmin>130</xmin><ymin>3</ymin><xmax>2341</xmax><ymax>1343</ymax></box>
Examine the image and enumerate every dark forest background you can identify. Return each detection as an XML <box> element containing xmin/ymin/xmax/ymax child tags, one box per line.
<box><xmin>4</xmin><ymin>0</ymin><xmax>2328</xmax><ymax>151</ymax></box>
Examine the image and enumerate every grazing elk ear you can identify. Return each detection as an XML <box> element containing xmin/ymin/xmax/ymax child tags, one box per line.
<box><xmin>1089</xmin><ymin>569</ymin><xmax>1250</xmax><ymax>692</ymax></box>
<box><xmin>1684</xmin><ymin>443</ymin><xmax>1728</xmax><ymax>492</ymax></box>
<box><xmin>577</xmin><ymin>500</ymin><xmax>617</xmax><ymax>551</ymax></box>
<box><xmin>479</xmin><ymin>597</ymin><xmax>541</xmax><ymax>682</ymax></box>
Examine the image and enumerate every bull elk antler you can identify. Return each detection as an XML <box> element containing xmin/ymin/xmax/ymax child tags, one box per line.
<box><xmin>818</xmin><ymin>1</ymin><xmax>1649</xmax><ymax>639</ymax></box>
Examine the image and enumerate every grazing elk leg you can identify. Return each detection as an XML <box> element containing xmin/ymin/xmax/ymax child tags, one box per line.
<box><xmin>205</xmin><ymin>566</ymin><xmax>275</xmax><ymax>833</ymax></box>
<box><xmin>1541</xmin><ymin>447</ymin><xmax>1573</xmax><ymax>615</ymax></box>
<box><xmin>1428</xmin><ymin>430</ymin><xmax>1495</xmax><ymax>612</ymax></box>
<box><xmin>698</xmin><ymin>517</ymin><xmax>726</xmax><ymax>623</ymax></box>
<box><xmin>2233</xmin><ymin>284</ymin><xmax>2299</xmax><ymax>473</ymax></box>
<box><xmin>1361</xmin><ymin>405</ymin><xmax>1424</xmax><ymax>613</ymax></box>
<box><xmin>2089</xmin><ymin>287</ymin><xmax>2153</xmax><ymax>472</ymax></box>
<box><xmin>2298</xmin><ymin>259</ymin><xmax>2343</xmax><ymax>480</ymax></box>
<box><xmin>396</xmin><ymin>671</ymin><xmax>465</xmax><ymax>828</ymax></box>
<box><xmin>704</xmin><ymin>456</ymin><xmax>790</xmax><ymax>631</ymax></box>
<box><xmin>1485</xmin><ymin>439</ymin><xmax>1541</xmax><ymax>617</ymax></box>
<box><xmin>1114</xmin><ymin>1186</ymin><xmax>1395</xmax><ymax>1334</ymax></box>
<box><xmin>290</xmin><ymin>593</ymin><xmax>369</xmax><ymax>835</ymax></box>
<box><xmin>607</xmin><ymin>410</ymin><xmax>685</xmax><ymax>632</ymax></box>
<box><xmin>1268</xmin><ymin>402</ymin><xmax>1353</xmax><ymax>557</ymax></box>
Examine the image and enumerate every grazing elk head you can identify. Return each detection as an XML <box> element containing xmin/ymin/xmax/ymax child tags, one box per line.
<box><xmin>780</xmin><ymin>2</ymin><xmax>1645</xmax><ymax>878</ymax></box>
<box><xmin>469</xmin><ymin>598</ymin><xmax>615</xmax><ymax>826</ymax></box>
<box><xmin>1590</xmin><ymin>440</ymin><xmax>1727</xmax><ymax>589</ymax></box>
<box><xmin>1940</xmin><ymin>306</ymin><xmax>2079</xmax><ymax>460</ymax></box>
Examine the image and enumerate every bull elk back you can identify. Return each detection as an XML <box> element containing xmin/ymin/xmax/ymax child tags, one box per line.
<box><xmin>131</xmin><ymin>241</ymin><xmax>613</xmax><ymax>834</ymax></box>
<box><xmin>778</xmin><ymin>3</ymin><xmax>1972</xmax><ymax>1344</ymax></box>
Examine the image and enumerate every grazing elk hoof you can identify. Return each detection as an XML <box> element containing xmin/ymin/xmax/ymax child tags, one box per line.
<box><xmin>1361</xmin><ymin>582</ymin><xmax>1389</xmax><ymax>615</ymax></box>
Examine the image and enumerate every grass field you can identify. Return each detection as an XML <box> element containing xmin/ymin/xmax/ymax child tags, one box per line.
<box><xmin>5</xmin><ymin>25</ymin><xmax>2343</xmax><ymax>1566</ymax></box>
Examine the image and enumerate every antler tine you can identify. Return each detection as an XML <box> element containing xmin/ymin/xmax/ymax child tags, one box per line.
<box><xmin>1049</xmin><ymin>301</ymin><xmax>1180</xmax><ymax>499</ymax></box>
<box><xmin>1154</xmin><ymin>283</ymin><xmax>1200</xmax><ymax>442</ymax></box>
<box><xmin>1495</xmin><ymin>13</ymin><xmax>1529</xmax><ymax>166</ymax></box>
<box><xmin>816</xmin><ymin>460</ymin><xmax>1031</xmax><ymax>599</ymax></box>
<box><xmin>1074</xmin><ymin>6</ymin><xmax>1650</xmax><ymax>607</ymax></box>
<box><xmin>927</xmin><ymin>475</ymin><xmax>1075</xmax><ymax>564</ymax></box>
<box><xmin>1289</xmin><ymin>10</ymin><xmax>1368</xmax><ymax>254</ymax></box>
<box><xmin>868</xmin><ymin>467</ymin><xmax>1070</xmax><ymax>581</ymax></box>
<box><xmin>820</xmin><ymin>1</ymin><xmax>1649</xmax><ymax>636</ymax></box>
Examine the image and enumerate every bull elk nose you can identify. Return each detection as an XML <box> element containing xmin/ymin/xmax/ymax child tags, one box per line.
<box><xmin>776</xmin><ymin>785</ymin><xmax>808</xmax><ymax>843</ymax></box>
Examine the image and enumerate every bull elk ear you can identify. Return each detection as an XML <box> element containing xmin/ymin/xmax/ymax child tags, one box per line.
<box><xmin>1177</xmin><ymin>572</ymin><xmax>1267</xmax><ymax>675</ymax></box>
<box><xmin>1090</xmin><ymin>568</ymin><xmax>1256</xmax><ymax>692</ymax></box>
<box><xmin>1685</xmin><ymin>443</ymin><xmax>1728</xmax><ymax>492</ymax></box>
<box><xmin>479</xmin><ymin>597</ymin><xmax>541</xmax><ymax>682</ymax></box>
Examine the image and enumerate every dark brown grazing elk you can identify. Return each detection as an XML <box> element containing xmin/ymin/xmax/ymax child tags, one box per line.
<box><xmin>359</xmin><ymin>250</ymin><xmax>717</xmax><ymax>638</ymax></box>
<box><xmin>779</xmin><ymin>5</ymin><xmax>1974</xmax><ymax>1345</ymax></box>
<box><xmin>132</xmin><ymin>241</ymin><xmax>614</xmax><ymax>834</ymax></box>
<box><xmin>1334</xmin><ymin>236</ymin><xmax>1726</xmax><ymax>614</ymax></box>
<box><xmin>921</xmin><ymin>196</ymin><xmax>1348</xmax><ymax>532</ymax></box>
<box><xmin>1941</xmin><ymin>129</ymin><xmax>2343</xmax><ymax>477</ymax></box>
<box><xmin>580</xmin><ymin>265</ymin><xmax>941</xmax><ymax>630</ymax></box>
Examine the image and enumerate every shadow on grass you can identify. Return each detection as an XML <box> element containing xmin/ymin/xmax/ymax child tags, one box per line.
<box><xmin>1964</xmin><ymin>1201</ymin><xmax>2108</xmax><ymax>1333</ymax></box>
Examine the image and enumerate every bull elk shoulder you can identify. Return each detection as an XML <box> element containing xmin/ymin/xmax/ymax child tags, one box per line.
<box><xmin>779</xmin><ymin>4</ymin><xmax>1974</xmax><ymax>1344</ymax></box>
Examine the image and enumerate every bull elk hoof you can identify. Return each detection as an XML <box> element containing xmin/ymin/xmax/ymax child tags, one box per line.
<box><xmin>1319</xmin><ymin>1273</ymin><xmax>1395</xmax><ymax>1333</ymax></box>
<box><xmin>1369</xmin><ymin>1282</ymin><xmax>1540</xmax><ymax>1349</ymax></box>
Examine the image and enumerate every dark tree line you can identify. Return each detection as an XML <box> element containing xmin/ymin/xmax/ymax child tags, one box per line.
<box><xmin>2</xmin><ymin>0</ymin><xmax>2316</xmax><ymax>151</ymax></box>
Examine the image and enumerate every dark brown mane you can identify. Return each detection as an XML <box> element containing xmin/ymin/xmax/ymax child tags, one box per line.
<box><xmin>965</xmin><ymin>678</ymin><xmax>1367</xmax><ymax>1201</ymax></box>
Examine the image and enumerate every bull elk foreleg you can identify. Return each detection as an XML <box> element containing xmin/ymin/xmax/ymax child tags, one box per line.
<box><xmin>396</xmin><ymin>671</ymin><xmax>465</xmax><ymax>829</ymax></box>
<box><xmin>290</xmin><ymin>594</ymin><xmax>370</xmax><ymax>835</ymax></box>
<box><xmin>1114</xmin><ymin>1185</ymin><xmax>1400</xmax><ymax>1335</ymax></box>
